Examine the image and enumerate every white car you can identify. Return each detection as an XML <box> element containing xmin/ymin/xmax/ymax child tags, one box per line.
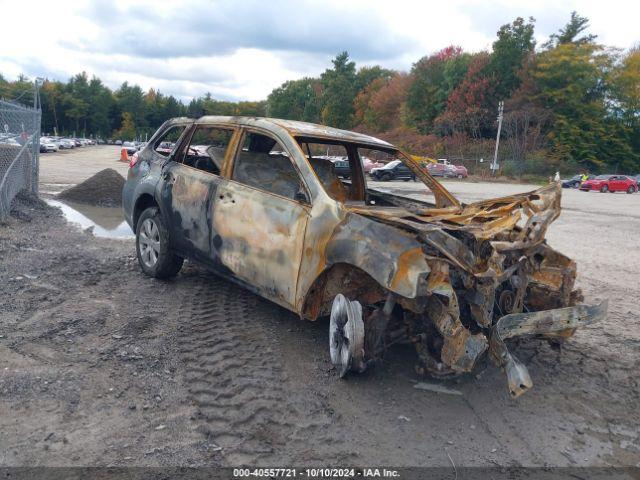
<box><xmin>58</xmin><ymin>139</ymin><xmax>75</xmax><ymax>149</ymax></box>
<box><xmin>40</xmin><ymin>139</ymin><xmax>59</xmax><ymax>152</ymax></box>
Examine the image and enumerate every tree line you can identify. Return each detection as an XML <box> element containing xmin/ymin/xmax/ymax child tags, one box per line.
<box><xmin>1</xmin><ymin>12</ymin><xmax>638</xmax><ymax>174</ymax></box>
<box><xmin>266</xmin><ymin>13</ymin><xmax>639</xmax><ymax>174</ymax></box>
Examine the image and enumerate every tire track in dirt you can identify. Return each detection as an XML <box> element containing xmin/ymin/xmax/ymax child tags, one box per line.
<box><xmin>176</xmin><ymin>273</ymin><xmax>353</xmax><ymax>465</ymax></box>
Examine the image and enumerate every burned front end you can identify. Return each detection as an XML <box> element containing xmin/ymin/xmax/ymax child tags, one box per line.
<box><xmin>329</xmin><ymin>184</ymin><xmax>606</xmax><ymax>397</ymax></box>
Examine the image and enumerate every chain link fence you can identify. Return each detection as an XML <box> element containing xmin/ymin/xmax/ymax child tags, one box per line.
<box><xmin>0</xmin><ymin>99</ymin><xmax>41</xmax><ymax>222</ymax></box>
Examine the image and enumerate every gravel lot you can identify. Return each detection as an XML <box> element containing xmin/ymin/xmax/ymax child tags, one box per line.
<box><xmin>0</xmin><ymin>146</ymin><xmax>638</xmax><ymax>468</ymax></box>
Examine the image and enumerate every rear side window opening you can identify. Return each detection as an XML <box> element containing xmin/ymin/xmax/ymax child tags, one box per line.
<box><xmin>232</xmin><ymin>131</ymin><xmax>308</xmax><ymax>202</ymax></box>
<box><xmin>153</xmin><ymin>125</ymin><xmax>186</xmax><ymax>157</ymax></box>
<box><xmin>179</xmin><ymin>126</ymin><xmax>234</xmax><ymax>176</ymax></box>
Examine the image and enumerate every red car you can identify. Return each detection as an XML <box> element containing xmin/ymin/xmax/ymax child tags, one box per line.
<box><xmin>579</xmin><ymin>175</ymin><xmax>637</xmax><ymax>193</ymax></box>
<box><xmin>426</xmin><ymin>162</ymin><xmax>468</xmax><ymax>178</ymax></box>
<box><xmin>362</xmin><ymin>156</ymin><xmax>385</xmax><ymax>174</ymax></box>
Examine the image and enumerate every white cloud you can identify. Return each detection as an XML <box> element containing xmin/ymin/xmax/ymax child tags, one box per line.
<box><xmin>1</xmin><ymin>0</ymin><xmax>638</xmax><ymax>101</ymax></box>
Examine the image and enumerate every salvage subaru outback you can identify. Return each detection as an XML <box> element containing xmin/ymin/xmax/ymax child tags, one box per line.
<box><xmin>123</xmin><ymin>116</ymin><xmax>607</xmax><ymax>397</ymax></box>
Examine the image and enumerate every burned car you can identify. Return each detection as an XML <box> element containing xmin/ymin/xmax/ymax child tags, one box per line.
<box><xmin>123</xmin><ymin>116</ymin><xmax>607</xmax><ymax>397</ymax></box>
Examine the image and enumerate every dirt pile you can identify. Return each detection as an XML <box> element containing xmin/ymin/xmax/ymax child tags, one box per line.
<box><xmin>58</xmin><ymin>168</ymin><xmax>125</xmax><ymax>206</ymax></box>
<box><xmin>6</xmin><ymin>190</ymin><xmax>57</xmax><ymax>223</ymax></box>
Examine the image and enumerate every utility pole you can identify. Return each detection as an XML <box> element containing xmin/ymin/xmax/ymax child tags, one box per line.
<box><xmin>491</xmin><ymin>100</ymin><xmax>504</xmax><ymax>176</ymax></box>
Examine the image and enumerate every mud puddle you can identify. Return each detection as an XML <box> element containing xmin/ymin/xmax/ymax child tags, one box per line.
<box><xmin>45</xmin><ymin>198</ymin><xmax>133</xmax><ymax>239</ymax></box>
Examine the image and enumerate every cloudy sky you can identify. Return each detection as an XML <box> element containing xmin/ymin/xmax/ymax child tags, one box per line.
<box><xmin>0</xmin><ymin>0</ymin><xmax>638</xmax><ymax>102</ymax></box>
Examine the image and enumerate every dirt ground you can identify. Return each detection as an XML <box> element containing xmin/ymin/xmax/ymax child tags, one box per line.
<box><xmin>0</xmin><ymin>147</ymin><xmax>638</xmax><ymax>468</ymax></box>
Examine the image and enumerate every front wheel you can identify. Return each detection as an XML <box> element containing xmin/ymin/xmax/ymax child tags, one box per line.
<box><xmin>329</xmin><ymin>294</ymin><xmax>365</xmax><ymax>377</ymax></box>
<box><xmin>136</xmin><ymin>207</ymin><xmax>183</xmax><ymax>278</ymax></box>
<box><xmin>627</xmin><ymin>186</ymin><xmax>636</xmax><ymax>194</ymax></box>
<box><xmin>600</xmin><ymin>185</ymin><xmax>609</xmax><ymax>193</ymax></box>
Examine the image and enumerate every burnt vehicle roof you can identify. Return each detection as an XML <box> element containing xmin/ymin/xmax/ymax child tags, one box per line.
<box><xmin>167</xmin><ymin>116</ymin><xmax>393</xmax><ymax>148</ymax></box>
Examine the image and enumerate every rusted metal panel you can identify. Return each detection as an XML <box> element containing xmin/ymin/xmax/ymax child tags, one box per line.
<box><xmin>323</xmin><ymin>212</ymin><xmax>431</xmax><ymax>301</ymax></box>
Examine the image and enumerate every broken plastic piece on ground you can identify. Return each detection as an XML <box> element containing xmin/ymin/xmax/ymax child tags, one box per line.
<box><xmin>413</xmin><ymin>382</ymin><xmax>463</xmax><ymax>396</ymax></box>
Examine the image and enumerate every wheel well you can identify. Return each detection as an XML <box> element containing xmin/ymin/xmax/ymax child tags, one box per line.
<box><xmin>133</xmin><ymin>194</ymin><xmax>158</xmax><ymax>229</ymax></box>
<box><xmin>301</xmin><ymin>263</ymin><xmax>387</xmax><ymax>320</ymax></box>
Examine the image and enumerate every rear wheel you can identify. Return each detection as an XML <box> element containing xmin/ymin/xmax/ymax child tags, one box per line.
<box><xmin>600</xmin><ymin>185</ymin><xmax>609</xmax><ymax>193</ymax></box>
<box><xmin>136</xmin><ymin>207</ymin><xmax>183</xmax><ymax>278</ymax></box>
<box><xmin>381</xmin><ymin>173</ymin><xmax>392</xmax><ymax>182</ymax></box>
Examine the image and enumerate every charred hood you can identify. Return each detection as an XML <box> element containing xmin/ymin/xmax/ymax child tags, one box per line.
<box><xmin>350</xmin><ymin>184</ymin><xmax>563</xmax><ymax>277</ymax></box>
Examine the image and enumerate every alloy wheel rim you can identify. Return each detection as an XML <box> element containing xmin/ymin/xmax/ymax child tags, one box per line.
<box><xmin>139</xmin><ymin>218</ymin><xmax>160</xmax><ymax>268</ymax></box>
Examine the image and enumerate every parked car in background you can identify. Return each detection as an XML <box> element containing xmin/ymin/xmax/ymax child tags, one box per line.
<box><xmin>115</xmin><ymin>140</ymin><xmax>123</xmax><ymax>145</ymax></box>
<box><xmin>447</xmin><ymin>164</ymin><xmax>468</xmax><ymax>178</ymax></box>
<box><xmin>426</xmin><ymin>159</ymin><xmax>468</xmax><ymax>178</ymax></box>
<box><xmin>580</xmin><ymin>175</ymin><xmax>637</xmax><ymax>193</ymax></box>
<box><xmin>122</xmin><ymin>141</ymin><xmax>138</xmax><ymax>155</ymax></box>
<box><xmin>0</xmin><ymin>135</ymin><xmax>21</xmax><ymax>148</ymax></box>
<box><xmin>39</xmin><ymin>138</ymin><xmax>58</xmax><ymax>152</ymax></box>
<box><xmin>562</xmin><ymin>174</ymin><xmax>593</xmax><ymax>188</ymax></box>
<box><xmin>58</xmin><ymin>139</ymin><xmax>75</xmax><ymax>149</ymax></box>
<box><xmin>370</xmin><ymin>160</ymin><xmax>416</xmax><ymax>181</ymax></box>
<box><xmin>155</xmin><ymin>141</ymin><xmax>173</xmax><ymax>155</ymax></box>
<box><xmin>362</xmin><ymin>156</ymin><xmax>385</xmax><ymax>173</ymax></box>
<box><xmin>331</xmin><ymin>158</ymin><xmax>351</xmax><ymax>178</ymax></box>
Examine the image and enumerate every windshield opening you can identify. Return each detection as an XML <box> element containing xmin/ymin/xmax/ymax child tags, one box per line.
<box><xmin>296</xmin><ymin>136</ymin><xmax>458</xmax><ymax>209</ymax></box>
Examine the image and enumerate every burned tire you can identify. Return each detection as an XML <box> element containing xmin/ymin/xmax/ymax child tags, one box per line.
<box><xmin>329</xmin><ymin>294</ymin><xmax>365</xmax><ymax>377</ymax></box>
<box><xmin>136</xmin><ymin>207</ymin><xmax>183</xmax><ymax>279</ymax></box>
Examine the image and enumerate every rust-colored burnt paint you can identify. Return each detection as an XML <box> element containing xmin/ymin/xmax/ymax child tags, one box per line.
<box><xmin>212</xmin><ymin>180</ymin><xmax>308</xmax><ymax>309</ymax></box>
<box><xmin>390</xmin><ymin>247</ymin><xmax>430</xmax><ymax>293</ymax></box>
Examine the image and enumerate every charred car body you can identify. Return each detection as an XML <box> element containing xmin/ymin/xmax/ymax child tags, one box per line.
<box><xmin>123</xmin><ymin>116</ymin><xmax>606</xmax><ymax>397</ymax></box>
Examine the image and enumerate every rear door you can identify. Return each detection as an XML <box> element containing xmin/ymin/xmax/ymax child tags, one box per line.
<box><xmin>157</xmin><ymin>124</ymin><xmax>237</xmax><ymax>262</ymax></box>
<box><xmin>609</xmin><ymin>176</ymin><xmax>623</xmax><ymax>191</ymax></box>
<box><xmin>211</xmin><ymin>129</ymin><xmax>310</xmax><ymax>309</ymax></box>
